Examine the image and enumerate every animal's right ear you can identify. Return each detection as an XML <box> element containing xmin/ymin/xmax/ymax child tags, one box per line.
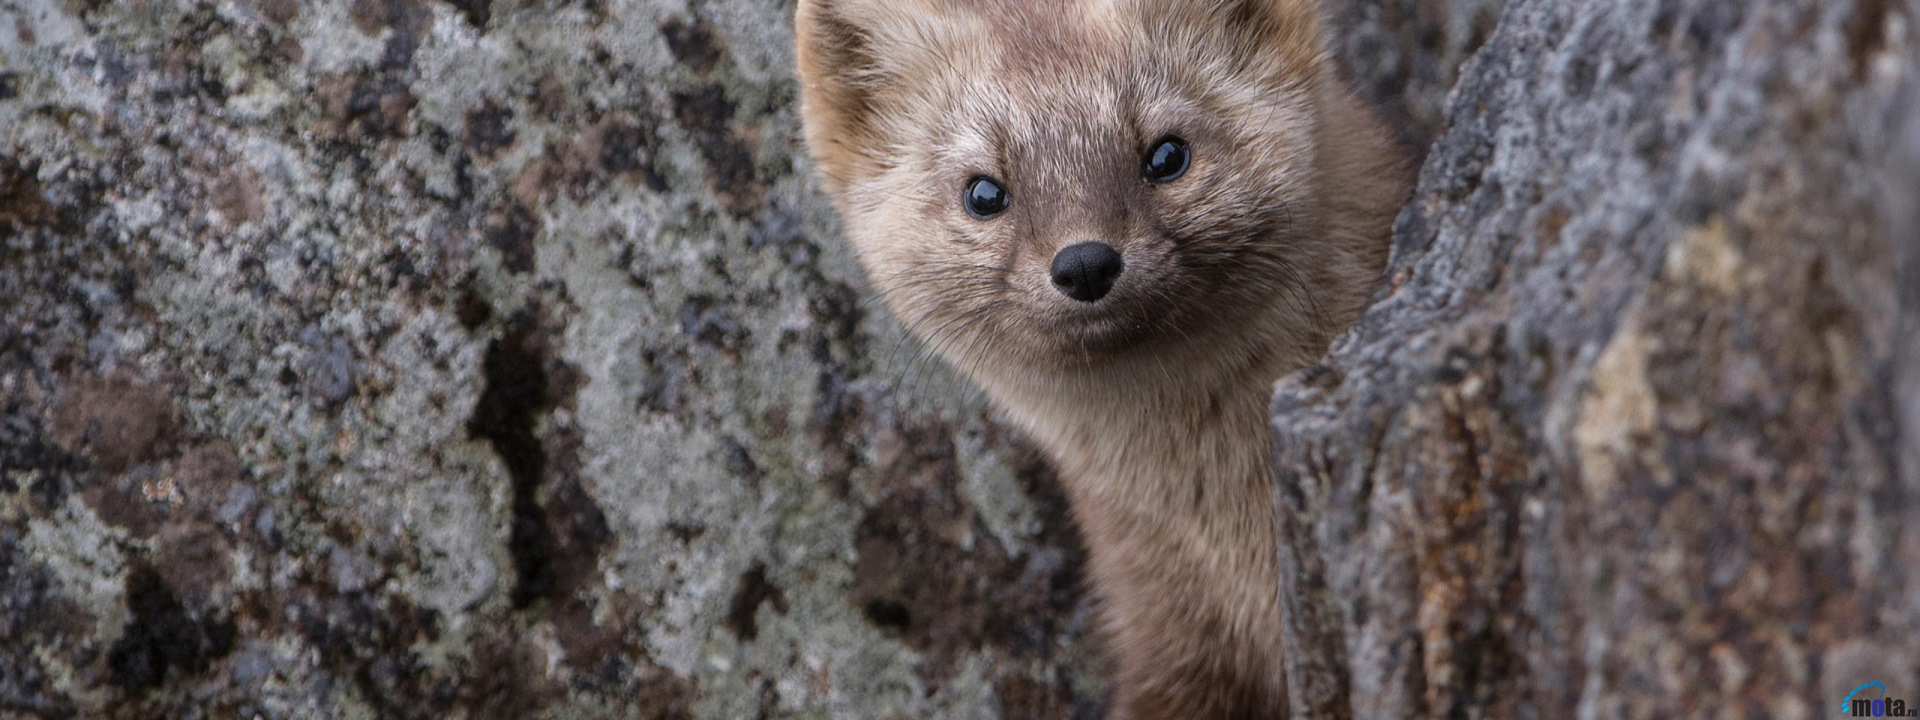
<box><xmin>1112</xmin><ymin>0</ymin><xmax>1324</xmax><ymax>86</ymax></box>
<box><xmin>794</xmin><ymin>0</ymin><xmax>955</xmax><ymax>193</ymax></box>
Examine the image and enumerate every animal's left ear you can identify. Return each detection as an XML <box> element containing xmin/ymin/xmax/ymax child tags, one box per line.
<box><xmin>1113</xmin><ymin>0</ymin><xmax>1325</xmax><ymax>83</ymax></box>
<box><xmin>794</xmin><ymin>0</ymin><xmax>975</xmax><ymax>194</ymax></box>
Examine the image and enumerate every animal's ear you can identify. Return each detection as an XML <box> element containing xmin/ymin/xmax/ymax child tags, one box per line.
<box><xmin>794</xmin><ymin>0</ymin><xmax>964</xmax><ymax>193</ymax></box>
<box><xmin>1114</xmin><ymin>0</ymin><xmax>1324</xmax><ymax>82</ymax></box>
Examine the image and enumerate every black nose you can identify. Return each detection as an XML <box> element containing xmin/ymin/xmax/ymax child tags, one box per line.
<box><xmin>1050</xmin><ymin>242</ymin><xmax>1124</xmax><ymax>303</ymax></box>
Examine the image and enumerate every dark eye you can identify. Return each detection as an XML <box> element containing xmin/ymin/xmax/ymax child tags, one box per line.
<box><xmin>964</xmin><ymin>176</ymin><xmax>1010</xmax><ymax>219</ymax></box>
<box><xmin>1144</xmin><ymin>136</ymin><xmax>1190</xmax><ymax>182</ymax></box>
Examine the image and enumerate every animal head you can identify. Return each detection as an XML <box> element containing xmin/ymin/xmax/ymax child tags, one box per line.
<box><xmin>796</xmin><ymin>0</ymin><xmax>1372</xmax><ymax>388</ymax></box>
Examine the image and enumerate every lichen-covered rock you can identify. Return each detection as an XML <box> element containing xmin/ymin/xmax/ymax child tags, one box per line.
<box><xmin>1270</xmin><ymin>0</ymin><xmax>1920</xmax><ymax>717</ymax></box>
<box><xmin>0</xmin><ymin>1</ymin><xmax>1100</xmax><ymax>716</ymax></box>
<box><xmin>0</xmin><ymin>0</ymin><xmax>1493</xmax><ymax>717</ymax></box>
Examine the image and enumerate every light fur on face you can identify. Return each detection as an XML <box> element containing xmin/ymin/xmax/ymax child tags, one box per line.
<box><xmin>797</xmin><ymin>0</ymin><xmax>1412</xmax><ymax>716</ymax></box>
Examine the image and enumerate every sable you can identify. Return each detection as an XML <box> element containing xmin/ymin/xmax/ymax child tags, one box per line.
<box><xmin>795</xmin><ymin>0</ymin><xmax>1413</xmax><ymax>716</ymax></box>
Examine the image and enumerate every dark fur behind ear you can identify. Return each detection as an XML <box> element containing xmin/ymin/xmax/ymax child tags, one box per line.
<box><xmin>794</xmin><ymin>0</ymin><xmax>900</xmax><ymax>194</ymax></box>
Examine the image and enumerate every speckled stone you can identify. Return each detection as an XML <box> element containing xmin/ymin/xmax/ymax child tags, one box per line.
<box><xmin>0</xmin><ymin>0</ymin><xmax>1494</xmax><ymax>717</ymax></box>
<box><xmin>1271</xmin><ymin>0</ymin><xmax>1920</xmax><ymax>717</ymax></box>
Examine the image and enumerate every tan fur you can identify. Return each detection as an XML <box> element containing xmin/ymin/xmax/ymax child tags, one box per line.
<box><xmin>796</xmin><ymin>1</ymin><xmax>1412</xmax><ymax>716</ymax></box>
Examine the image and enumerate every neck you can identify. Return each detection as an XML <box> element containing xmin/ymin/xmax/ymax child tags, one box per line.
<box><xmin>967</xmin><ymin>84</ymin><xmax>1409</xmax><ymax>717</ymax></box>
<box><xmin>976</xmin><ymin>342</ymin><xmax>1292</xmax><ymax>716</ymax></box>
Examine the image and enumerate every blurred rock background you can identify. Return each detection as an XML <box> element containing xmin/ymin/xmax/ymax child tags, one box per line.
<box><xmin>1272</xmin><ymin>0</ymin><xmax>1920</xmax><ymax>717</ymax></box>
<box><xmin>0</xmin><ymin>0</ymin><xmax>1498</xmax><ymax>718</ymax></box>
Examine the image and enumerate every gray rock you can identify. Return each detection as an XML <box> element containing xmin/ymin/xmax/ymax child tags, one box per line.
<box><xmin>0</xmin><ymin>0</ymin><xmax>1492</xmax><ymax>717</ymax></box>
<box><xmin>1270</xmin><ymin>0</ymin><xmax>1920</xmax><ymax>717</ymax></box>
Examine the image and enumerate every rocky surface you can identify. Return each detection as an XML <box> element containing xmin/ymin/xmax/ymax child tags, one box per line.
<box><xmin>0</xmin><ymin>1</ymin><xmax>1098</xmax><ymax>717</ymax></box>
<box><xmin>1270</xmin><ymin>0</ymin><xmax>1920</xmax><ymax>717</ymax></box>
<box><xmin>0</xmin><ymin>0</ymin><xmax>1493</xmax><ymax>718</ymax></box>
<box><xmin>1325</xmin><ymin>0</ymin><xmax>1510</xmax><ymax>155</ymax></box>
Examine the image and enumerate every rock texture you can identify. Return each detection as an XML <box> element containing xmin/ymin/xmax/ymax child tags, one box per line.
<box><xmin>1270</xmin><ymin>0</ymin><xmax>1920</xmax><ymax>718</ymax></box>
<box><xmin>0</xmin><ymin>0</ymin><xmax>1492</xmax><ymax>718</ymax></box>
<box><xmin>1325</xmin><ymin>0</ymin><xmax>1510</xmax><ymax>155</ymax></box>
<box><xmin>0</xmin><ymin>1</ymin><xmax>1098</xmax><ymax>717</ymax></box>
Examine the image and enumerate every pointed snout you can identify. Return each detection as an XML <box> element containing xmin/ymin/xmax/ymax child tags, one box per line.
<box><xmin>1049</xmin><ymin>242</ymin><xmax>1125</xmax><ymax>303</ymax></box>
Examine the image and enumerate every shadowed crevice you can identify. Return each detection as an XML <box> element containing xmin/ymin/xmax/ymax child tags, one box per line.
<box><xmin>467</xmin><ymin>308</ymin><xmax>600</xmax><ymax>610</ymax></box>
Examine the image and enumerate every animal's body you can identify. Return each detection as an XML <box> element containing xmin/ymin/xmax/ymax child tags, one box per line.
<box><xmin>794</xmin><ymin>0</ymin><xmax>1412</xmax><ymax>715</ymax></box>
